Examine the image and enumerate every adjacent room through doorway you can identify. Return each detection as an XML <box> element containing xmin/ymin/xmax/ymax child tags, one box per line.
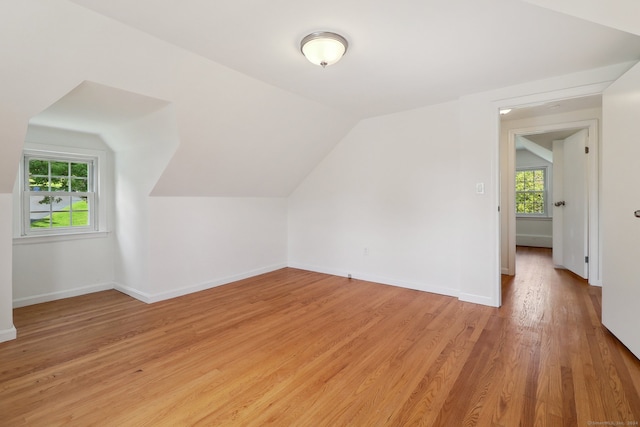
<box><xmin>499</xmin><ymin>95</ymin><xmax>602</xmax><ymax>284</ymax></box>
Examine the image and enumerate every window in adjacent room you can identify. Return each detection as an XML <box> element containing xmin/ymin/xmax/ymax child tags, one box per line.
<box><xmin>21</xmin><ymin>151</ymin><xmax>99</xmax><ymax>236</ymax></box>
<box><xmin>515</xmin><ymin>167</ymin><xmax>547</xmax><ymax>216</ymax></box>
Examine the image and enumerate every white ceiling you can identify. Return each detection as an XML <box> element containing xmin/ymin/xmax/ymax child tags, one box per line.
<box><xmin>504</xmin><ymin>94</ymin><xmax>599</xmax><ymax>149</ymax></box>
<box><xmin>29</xmin><ymin>81</ymin><xmax>170</xmax><ymax>135</ymax></box>
<box><xmin>500</xmin><ymin>94</ymin><xmax>602</xmax><ymax>121</ymax></box>
<box><xmin>518</xmin><ymin>130</ymin><xmax>581</xmax><ymax>150</ymax></box>
<box><xmin>68</xmin><ymin>0</ymin><xmax>640</xmax><ymax>119</ymax></box>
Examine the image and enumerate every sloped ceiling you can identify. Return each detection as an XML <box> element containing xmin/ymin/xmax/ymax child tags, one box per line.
<box><xmin>29</xmin><ymin>81</ymin><xmax>170</xmax><ymax>139</ymax></box>
<box><xmin>0</xmin><ymin>1</ymin><xmax>358</xmax><ymax>196</ymax></box>
<box><xmin>3</xmin><ymin>0</ymin><xmax>640</xmax><ymax>196</ymax></box>
<box><xmin>69</xmin><ymin>0</ymin><xmax>640</xmax><ymax>118</ymax></box>
<box><xmin>522</xmin><ymin>0</ymin><xmax>640</xmax><ymax>37</ymax></box>
<box><xmin>501</xmin><ymin>94</ymin><xmax>601</xmax><ymax>121</ymax></box>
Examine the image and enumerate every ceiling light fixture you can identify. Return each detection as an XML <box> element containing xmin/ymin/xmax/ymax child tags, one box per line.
<box><xmin>300</xmin><ymin>31</ymin><xmax>348</xmax><ymax>68</ymax></box>
<box><xmin>499</xmin><ymin>108</ymin><xmax>512</xmax><ymax>115</ymax></box>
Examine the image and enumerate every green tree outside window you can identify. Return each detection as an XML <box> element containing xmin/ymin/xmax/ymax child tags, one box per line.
<box><xmin>515</xmin><ymin>169</ymin><xmax>546</xmax><ymax>215</ymax></box>
<box><xmin>27</xmin><ymin>158</ymin><xmax>91</xmax><ymax>229</ymax></box>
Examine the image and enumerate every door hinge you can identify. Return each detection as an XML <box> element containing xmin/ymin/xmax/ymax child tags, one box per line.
<box><xmin>585</xmin><ymin>256</ymin><xmax>589</xmax><ymax>263</ymax></box>
<box><xmin>585</xmin><ymin>146</ymin><xmax>589</xmax><ymax>154</ymax></box>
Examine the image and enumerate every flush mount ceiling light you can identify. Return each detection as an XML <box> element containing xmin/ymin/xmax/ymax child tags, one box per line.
<box><xmin>300</xmin><ymin>31</ymin><xmax>348</xmax><ymax>68</ymax></box>
<box><xmin>499</xmin><ymin>108</ymin><xmax>512</xmax><ymax>115</ymax></box>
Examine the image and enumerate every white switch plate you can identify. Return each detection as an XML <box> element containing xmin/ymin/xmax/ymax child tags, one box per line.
<box><xmin>476</xmin><ymin>182</ymin><xmax>485</xmax><ymax>194</ymax></box>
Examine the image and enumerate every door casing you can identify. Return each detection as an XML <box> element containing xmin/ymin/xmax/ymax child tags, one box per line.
<box><xmin>503</xmin><ymin>119</ymin><xmax>600</xmax><ymax>285</ymax></box>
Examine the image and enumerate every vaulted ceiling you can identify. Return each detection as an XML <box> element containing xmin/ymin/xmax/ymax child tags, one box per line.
<box><xmin>69</xmin><ymin>0</ymin><xmax>640</xmax><ymax>118</ymax></box>
<box><xmin>3</xmin><ymin>1</ymin><xmax>640</xmax><ymax>197</ymax></box>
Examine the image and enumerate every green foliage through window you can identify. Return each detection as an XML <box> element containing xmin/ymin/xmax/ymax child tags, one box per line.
<box><xmin>515</xmin><ymin>169</ymin><xmax>546</xmax><ymax>215</ymax></box>
<box><xmin>26</xmin><ymin>157</ymin><xmax>93</xmax><ymax>231</ymax></box>
<box><xmin>28</xmin><ymin>159</ymin><xmax>88</xmax><ymax>193</ymax></box>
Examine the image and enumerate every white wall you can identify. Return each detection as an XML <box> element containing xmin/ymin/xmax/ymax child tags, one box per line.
<box><xmin>0</xmin><ymin>0</ymin><xmax>352</xmax><ymax>340</ymax></box>
<box><xmin>516</xmin><ymin>218</ymin><xmax>552</xmax><ymax>248</ymax></box>
<box><xmin>458</xmin><ymin>63</ymin><xmax>626</xmax><ymax>306</ymax></box>
<box><xmin>289</xmin><ymin>101</ymin><xmax>462</xmax><ymax>297</ymax></box>
<box><xmin>0</xmin><ymin>108</ymin><xmax>27</xmax><ymax>341</ymax></box>
<box><xmin>289</xmin><ymin>64</ymin><xmax>628</xmax><ymax>308</ymax></box>
<box><xmin>11</xmin><ymin>126</ymin><xmax>115</xmax><ymax>307</ymax></box>
<box><xmin>105</xmin><ymin>105</ymin><xmax>178</xmax><ymax>299</ymax></box>
<box><xmin>0</xmin><ymin>194</ymin><xmax>16</xmax><ymax>341</ymax></box>
<box><xmin>146</xmin><ymin>197</ymin><xmax>288</xmax><ymax>302</ymax></box>
<box><xmin>9</xmin><ymin>105</ymin><xmax>288</xmax><ymax>309</ymax></box>
<box><xmin>106</xmin><ymin>105</ymin><xmax>288</xmax><ymax>303</ymax></box>
<box><xmin>13</xmin><ymin>237</ymin><xmax>115</xmax><ymax>306</ymax></box>
<box><xmin>457</xmin><ymin>95</ymin><xmax>501</xmax><ymax>305</ymax></box>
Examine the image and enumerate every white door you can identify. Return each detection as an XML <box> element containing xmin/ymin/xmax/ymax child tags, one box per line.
<box><xmin>602</xmin><ymin>62</ymin><xmax>640</xmax><ymax>359</ymax></box>
<box><xmin>552</xmin><ymin>129</ymin><xmax>589</xmax><ymax>278</ymax></box>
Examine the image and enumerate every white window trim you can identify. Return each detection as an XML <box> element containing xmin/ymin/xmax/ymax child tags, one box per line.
<box><xmin>15</xmin><ymin>144</ymin><xmax>109</xmax><ymax>242</ymax></box>
<box><xmin>515</xmin><ymin>166</ymin><xmax>549</xmax><ymax>218</ymax></box>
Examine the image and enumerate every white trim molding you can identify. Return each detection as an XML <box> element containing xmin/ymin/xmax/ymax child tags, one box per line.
<box><xmin>505</xmin><ymin>119</ymin><xmax>600</xmax><ymax>285</ymax></box>
<box><xmin>0</xmin><ymin>326</ymin><xmax>17</xmax><ymax>343</ymax></box>
<box><xmin>288</xmin><ymin>262</ymin><xmax>460</xmax><ymax>300</ymax></box>
<box><xmin>116</xmin><ymin>263</ymin><xmax>288</xmax><ymax>304</ymax></box>
<box><xmin>458</xmin><ymin>292</ymin><xmax>499</xmax><ymax>307</ymax></box>
<box><xmin>13</xmin><ymin>282</ymin><xmax>115</xmax><ymax>308</ymax></box>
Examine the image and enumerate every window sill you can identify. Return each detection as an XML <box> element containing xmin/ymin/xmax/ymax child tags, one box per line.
<box><xmin>13</xmin><ymin>231</ymin><xmax>110</xmax><ymax>245</ymax></box>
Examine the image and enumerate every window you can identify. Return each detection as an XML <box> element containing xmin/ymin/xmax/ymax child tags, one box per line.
<box><xmin>21</xmin><ymin>151</ymin><xmax>99</xmax><ymax>236</ymax></box>
<box><xmin>515</xmin><ymin>168</ymin><xmax>547</xmax><ymax>216</ymax></box>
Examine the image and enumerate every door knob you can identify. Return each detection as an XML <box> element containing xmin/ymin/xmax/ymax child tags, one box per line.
<box><xmin>635</xmin><ymin>210</ymin><xmax>640</xmax><ymax>218</ymax></box>
<box><xmin>554</xmin><ymin>201</ymin><xmax>565</xmax><ymax>207</ymax></box>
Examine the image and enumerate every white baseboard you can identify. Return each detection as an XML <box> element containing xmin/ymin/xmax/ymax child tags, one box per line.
<box><xmin>0</xmin><ymin>326</ymin><xmax>17</xmax><ymax>343</ymax></box>
<box><xmin>117</xmin><ymin>263</ymin><xmax>288</xmax><ymax>304</ymax></box>
<box><xmin>13</xmin><ymin>282</ymin><xmax>116</xmax><ymax>308</ymax></box>
<box><xmin>287</xmin><ymin>262</ymin><xmax>349</xmax><ymax>280</ymax></box>
<box><xmin>288</xmin><ymin>262</ymin><xmax>459</xmax><ymax>299</ymax></box>
<box><xmin>458</xmin><ymin>292</ymin><xmax>500</xmax><ymax>307</ymax></box>
<box><xmin>113</xmin><ymin>283</ymin><xmax>153</xmax><ymax>304</ymax></box>
<box><xmin>515</xmin><ymin>234</ymin><xmax>552</xmax><ymax>248</ymax></box>
<box><xmin>11</xmin><ymin>265</ymin><xmax>289</xmax><ymax>308</ymax></box>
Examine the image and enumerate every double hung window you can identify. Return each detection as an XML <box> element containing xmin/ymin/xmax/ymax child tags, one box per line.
<box><xmin>22</xmin><ymin>152</ymin><xmax>98</xmax><ymax>236</ymax></box>
<box><xmin>515</xmin><ymin>168</ymin><xmax>547</xmax><ymax>216</ymax></box>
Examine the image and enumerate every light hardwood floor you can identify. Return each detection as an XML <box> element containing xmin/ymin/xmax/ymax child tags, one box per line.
<box><xmin>1</xmin><ymin>247</ymin><xmax>639</xmax><ymax>426</ymax></box>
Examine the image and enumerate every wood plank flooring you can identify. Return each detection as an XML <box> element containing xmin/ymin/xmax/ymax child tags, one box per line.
<box><xmin>1</xmin><ymin>247</ymin><xmax>639</xmax><ymax>426</ymax></box>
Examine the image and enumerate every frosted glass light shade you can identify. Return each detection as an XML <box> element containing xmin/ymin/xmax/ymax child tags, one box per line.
<box><xmin>301</xmin><ymin>32</ymin><xmax>348</xmax><ymax>68</ymax></box>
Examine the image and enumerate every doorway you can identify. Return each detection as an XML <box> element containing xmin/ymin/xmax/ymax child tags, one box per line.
<box><xmin>499</xmin><ymin>96</ymin><xmax>601</xmax><ymax>286</ymax></box>
<box><xmin>515</xmin><ymin>127</ymin><xmax>589</xmax><ymax>277</ymax></box>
